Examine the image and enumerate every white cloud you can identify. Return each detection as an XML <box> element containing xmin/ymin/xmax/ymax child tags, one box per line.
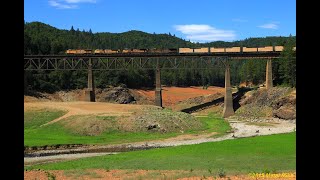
<box><xmin>49</xmin><ymin>0</ymin><xmax>96</xmax><ymax>9</ymax></box>
<box><xmin>232</xmin><ymin>18</ymin><xmax>248</xmax><ymax>22</ymax></box>
<box><xmin>49</xmin><ymin>0</ymin><xmax>77</xmax><ymax>9</ymax></box>
<box><xmin>65</xmin><ymin>0</ymin><xmax>96</xmax><ymax>3</ymax></box>
<box><xmin>174</xmin><ymin>24</ymin><xmax>236</xmax><ymax>42</ymax></box>
<box><xmin>258</xmin><ymin>22</ymin><xmax>279</xmax><ymax>29</ymax></box>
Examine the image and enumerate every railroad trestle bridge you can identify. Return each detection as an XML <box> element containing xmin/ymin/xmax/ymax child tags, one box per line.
<box><xmin>24</xmin><ymin>52</ymin><xmax>285</xmax><ymax>117</ymax></box>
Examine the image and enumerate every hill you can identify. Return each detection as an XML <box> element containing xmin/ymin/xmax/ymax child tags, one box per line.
<box><xmin>24</xmin><ymin>21</ymin><xmax>295</xmax><ymax>55</ymax></box>
<box><xmin>24</xmin><ymin>21</ymin><xmax>296</xmax><ymax>92</ymax></box>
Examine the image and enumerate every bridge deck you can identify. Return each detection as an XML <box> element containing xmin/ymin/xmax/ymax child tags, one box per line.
<box><xmin>24</xmin><ymin>52</ymin><xmax>283</xmax><ymax>59</ymax></box>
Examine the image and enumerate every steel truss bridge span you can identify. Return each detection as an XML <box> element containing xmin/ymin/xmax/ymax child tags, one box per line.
<box><xmin>24</xmin><ymin>53</ymin><xmax>281</xmax><ymax>71</ymax></box>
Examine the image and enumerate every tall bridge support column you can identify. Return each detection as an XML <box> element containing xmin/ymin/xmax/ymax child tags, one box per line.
<box><xmin>266</xmin><ymin>58</ymin><xmax>273</xmax><ymax>90</ymax></box>
<box><xmin>24</xmin><ymin>71</ymin><xmax>28</xmax><ymax>94</ymax></box>
<box><xmin>84</xmin><ymin>58</ymin><xmax>95</xmax><ymax>102</ymax></box>
<box><xmin>222</xmin><ymin>62</ymin><xmax>234</xmax><ymax>118</ymax></box>
<box><xmin>155</xmin><ymin>67</ymin><xmax>162</xmax><ymax>107</ymax></box>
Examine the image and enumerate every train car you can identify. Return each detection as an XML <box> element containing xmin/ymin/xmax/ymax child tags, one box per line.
<box><xmin>148</xmin><ymin>48</ymin><xmax>178</xmax><ymax>53</ymax></box>
<box><xmin>210</xmin><ymin>47</ymin><xmax>225</xmax><ymax>53</ymax></box>
<box><xmin>66</xmin><ymin>49</ymin><xmax>77</xmax><ymax>54</ymax></box>
<box><xmin>258</xmin><ymin>46</ymin><xmax>273</xmax><ymax>52</ymax></box>
<box><xmin>274</xmin><ymin>46</ymin><xmax>284</xmax><ymax>51</ymax></box>
<box><xmin>66</xmin><ymin>49</ymin><xmax>92</xmax><ymax>54</ymax></box>
<box><xmin>243</xmin><ymin>47</ymin><xmax>258</xmax><ymax>52</ymax></box>
<box><xmin>94</xmin><ymin>49</ymin><xmax>105</xmax><ymax>54</ymax></box>
<box><xmin>225</xmin><ymin>47</ymin><xmax>241</xmax><ymax>53</ymax></box>
<box><xmin>163</xmin><ymin>48</ymin><xmax>178</xmax><ymax>53</ymax></box>
<box><xmin>122</xmin><ymin>49</ymin><xmax>147</xmax><ymax>53</ymax></box>
<box><xmin>104</xmin><ymin>49</ymin><xmax>120</xmax><ymax>54</ymax></box>
<box><xmin>132</xmin><ymin>49</ymin><xmax>148</xmax><ymax>53</ymax></box>
<box><xmin>148</xmin><ymin>48</ymin><xmax>162</xmax><ymax>53</ymax></box>
<box><xmin>122</xmin><ymin>49</ymin><xmax>130</xmax><ymax>53</ymax></box>
<box><xmin>193</xmin><ymin>47</ymin><xmax>209</xmax><ymax>53</ymax></box>
<box><xmin>179</xmin><ymin>48</ymin><xmax>194</xmax><ymax>53</ymax></box>
<box><xmin>74</xmin><ymin>49</ymin><xmax>92</xmax><ymax>54</ymax></box>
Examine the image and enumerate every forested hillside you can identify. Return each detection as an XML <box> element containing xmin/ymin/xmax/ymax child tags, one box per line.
<box><xmin>24</xmin><ymin>21</ymin><xmax>296</xmax><ymax>92</ymax></box>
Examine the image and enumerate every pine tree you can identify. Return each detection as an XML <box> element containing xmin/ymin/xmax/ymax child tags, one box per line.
<box><xmin>279</xmin><ymin>36</ymin><xmax>296</xmax><ymax>87</ymax></box>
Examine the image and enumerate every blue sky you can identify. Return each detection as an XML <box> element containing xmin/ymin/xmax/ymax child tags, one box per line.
<box><xmin>24</xmin><ymin>0</ymin><xmax>296</xmax><ymax>42</ymax></box>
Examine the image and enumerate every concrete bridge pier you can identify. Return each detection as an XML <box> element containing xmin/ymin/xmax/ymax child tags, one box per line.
<box><xmin>84</xmin><ymin>58</ymin><xmax>95</xmax><ymax>102</ymax></box>
<box><xmin>266</xmin><ymin>58</ymin><xmax>273</xmax><ymax>90</ymax></box>
<box><xmin>24</xmin><ymin>71</ymin><xmax>28</xmax><ymax>93</ymax></box>
<box><xmin>155</xmin><ymin>67</ymin><xmax>162</xmax><ymax>107</ymax></box>
<box><xmin>222</xmin><ymin>62</ymin><xmax>234</xmax><ymax>118</ymax></box>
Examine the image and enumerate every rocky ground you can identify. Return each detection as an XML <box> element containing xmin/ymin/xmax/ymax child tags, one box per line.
<box><xmin>25</xmin><ymin>86</ymin><xmax>136</xmax><ymax>104</ymax></box>
<box><xmin>235</xmin><ymin>87</ymin><xmax>296</xmax><ymax>120</ymax></box>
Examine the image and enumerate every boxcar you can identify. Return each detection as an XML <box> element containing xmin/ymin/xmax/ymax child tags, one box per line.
<box><xmin>243</xmin><ymin>47</ymin><xmax>258</xmax><ymax>52</ymax></box>
<box><xmin>210</xmin><ymin>47</ymin><xmax>225</xmax><ymax>53</ymax></box>
<box><xmin>193</xmin><ymin>48</ymin><xmax>209</xmax><ymax>53</ymax></box>
<box><xmin>179</xmin><ymin>48</ymin><xmax>194</xmax><ymax>53</ymax></box>
<box><xmin>258</xmin><ymin>46</ymin><xmax>273</xmax><ymax>52</ymax></box>
<box><xmin>225</xmin><ymin>47</ymin><xmax>241</xmax><ymax>52</ymax></box>
<box><xmin>274</xmin><ymin>46</ymin><xmax>284</xmax><ymax>51</ymax></box>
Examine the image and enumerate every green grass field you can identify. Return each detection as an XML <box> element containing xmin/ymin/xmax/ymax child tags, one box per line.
<box><xmin>24</xmin><ymin>110</ymin><xmax>231</xmax><ymax>147</ymax></box>
<box><xmin>26</xmin><ymin>133</ymin><xmax>296</xmax><ymax>174</ymax></box>
<box><xmin>24</xmin><ymin>109</ymin><xmax>67</xmax><ymax>129</ymax></box>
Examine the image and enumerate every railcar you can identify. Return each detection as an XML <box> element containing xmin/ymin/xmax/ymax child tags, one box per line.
<box><xmin>193</xmin><ymin>47</ymin><xmax>209</xmax><ymax>53</ymax></box>
<box><xmin>258</xmin><ymin>46</ymin><xmax>273</xmax><ymax>52</ymax></box>
<box><xmin>178</xmin><ymin>48</ymin><xmax>194</xmax><ymax>53</ymax></box>
<box><xmin>122</xmin><ymin>49</ymin><xmax>148</xmax><ymax>53</ymax></box>
<box><xmin>66</xmin><ymin>49</ymin><xmax>92</xmax><ymax>54</ymax></box>
<box><xmin>225</xmin><ymin>47</ymin><xmax>241</xmax><ymax>53</ymax></box>
<box><xmin>210</xmin><ymin>47</ymin><xmax>225</xmax><ymax>53</ymax></box>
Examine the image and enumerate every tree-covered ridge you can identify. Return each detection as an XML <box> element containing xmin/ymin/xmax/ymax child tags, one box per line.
<box><xmin>24</xmin><ymin>21</ymin><xmax>194</xmax><ymax>54</ymax></box>
<box><xmin>24</xmin><ymin>21</ymin><xmax>296</xmax><ymax>92</ymax></box>
<box><xmin>24</xmin><ymin>21</ymin><xmax>296</xmax><ymax>55</ymax></box>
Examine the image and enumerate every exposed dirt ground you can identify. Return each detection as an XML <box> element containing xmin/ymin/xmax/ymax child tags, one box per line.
<box><xmin>25</xmin><ymin>86</ymin><xmax>224</xmax><ymax>107</ymax></box>
<box><xmin>132</xmin><ymin>86</ymin><xmax>225</xmax><ymax>107</ymax></box>
<box><xmin>24</xmin><ymin>101</ymin><xmax>151</xmax><ymax>126</ymax></box>
<box><xmin>24</xmin><ymin>86</ymin><xmax>296</xmax><ymax>179</ymax></box>
<box><xmin>24</xmin><ymin>169</ymin><xmax>296</xmax><ymax>180</ymax></box>
<box><xmin>24</xmin><ymin>86</ymin><xmax>225</xmax><ymax>126</ymax></box>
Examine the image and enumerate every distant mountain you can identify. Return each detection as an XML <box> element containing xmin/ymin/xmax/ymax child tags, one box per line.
<box><xmin>24</xmin><ymin>21</ymin><xmax>296</xmax><ymax>55</ymax></box>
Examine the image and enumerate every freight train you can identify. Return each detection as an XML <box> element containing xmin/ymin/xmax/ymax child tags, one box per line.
<box><xmin>66</xmin><ymin>46</ymin><xmax>296</xmax><ymax>55</ymax></box>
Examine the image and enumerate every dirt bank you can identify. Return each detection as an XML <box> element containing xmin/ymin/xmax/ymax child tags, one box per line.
<box><xmin>24</xmin><ymin>169</ymin><xmax>296</xmax><ymax>180</ymax></box>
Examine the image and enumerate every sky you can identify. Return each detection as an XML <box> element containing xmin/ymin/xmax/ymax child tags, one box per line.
<box><xmin>24</xmin><ymin>0</ymin><xmax>296</xmax><ymax>43</ymax></box>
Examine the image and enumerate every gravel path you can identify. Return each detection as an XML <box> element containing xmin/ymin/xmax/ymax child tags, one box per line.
<box><xmin>24</xmin><ymin>118</ymin><xmax>296</xmax><ymax>165</ymax></box>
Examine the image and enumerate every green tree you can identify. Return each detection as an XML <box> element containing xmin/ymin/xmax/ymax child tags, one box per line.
<box><xmin>279</xmin><ymin>37</ymin><xmax>296</xmax><ymax>87</ymax></box>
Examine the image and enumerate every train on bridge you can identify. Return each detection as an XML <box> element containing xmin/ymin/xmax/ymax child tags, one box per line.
<box><xmin>66</xmin><ymin>46</ymin><xmax>296</xmax><ymax>55</ymax></box>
